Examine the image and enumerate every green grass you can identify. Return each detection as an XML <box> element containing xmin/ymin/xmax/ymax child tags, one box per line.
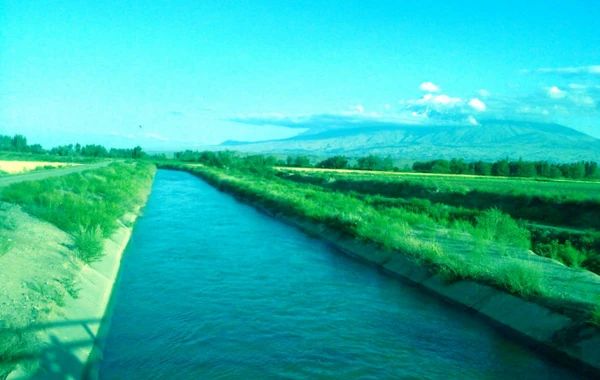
<box><xmin>1</xmin><ymin>162</ymin><xmax>155</xmax><ymax>263</ymax></box>
<box><xmin>591</xmin><ymin>303</ymin><xmax>600</xmax><ymax>327</ymax></box>
<box><xmin>0</xmin><ymin>235</ymin><xmax>13</xmax><ymax>258</ymax></box>
<box><xmin>0</xmin><ymin>322</ymin><xmax>40</xmax><ymax>379</ymax></box>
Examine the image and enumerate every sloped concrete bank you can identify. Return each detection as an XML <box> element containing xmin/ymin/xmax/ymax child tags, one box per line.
<box><xmin>170</xmin><ymin>166</ymin><xmax>600</xmax><ymax>378</ymax></box>
<box><xmin>7</xmin><ymin>186</ymin><xmax>154</xmax><ymax>380</ymax></box>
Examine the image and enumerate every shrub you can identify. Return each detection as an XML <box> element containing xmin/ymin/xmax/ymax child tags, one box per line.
<box><xmin>535</xmin><ymin>240</ymin><xmax>588</xmax><ymax>268</ymax></box>
<box><xmin>475</xmin><ymin>208</ymin><xmax>531</xmax><ymax>249</ymax></box>
<box><xmin>73</xmin><ymin>225</ymin><xmax>104</xmax><ymax>263</ymax></box>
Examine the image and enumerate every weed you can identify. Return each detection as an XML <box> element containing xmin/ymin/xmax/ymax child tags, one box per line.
<box><xmin>57</xmin><ymin>276</ymin><xmax>81</xmax><ymax>299</ymax></box>
<box><xmin>591</xmin><ymin>303</ymin><xmax>600</xmax><ymax>327</ymax></box>
<box><xmin>493</xmin><ymin>261</ymin><xmax>545</xmax><ymax>297</ymax></box>
<box><xmin>0</xmin><ymin>235</ymin><xmax>13</xmax><ymax>258</ymax></box>
<box><xmin>73</xmin><ymin>225</ymin><xmax>104</xmax><ymax>264</ymax></box>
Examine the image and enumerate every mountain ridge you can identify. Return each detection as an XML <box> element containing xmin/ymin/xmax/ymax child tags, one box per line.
<box><xmin>220</xmin><ymin>120</ymin><xmax>600</xmax><ymax>162</ymax></box>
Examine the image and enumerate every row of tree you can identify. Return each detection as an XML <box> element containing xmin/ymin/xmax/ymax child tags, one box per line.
<box><xmin>412</xmin><ymin>158</ymin><xmax>599</xmax><ymax>179</ymax></box>
<box><xmin>177</xmin><ymin>150</ymin><xmax>600</xmax><ymax>180</ymax></box>
<box><xmin>0</xmin><ymin>134</ymin><xmax>145</xmax><ymax>159</ymax></box>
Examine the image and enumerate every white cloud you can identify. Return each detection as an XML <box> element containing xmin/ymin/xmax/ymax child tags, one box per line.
<box><xmin>526</xmin><ymin>65</ymin><xmax>600</xmax><ymax>75</ymax></box>
<box><xmin>468</xmin><ymin>98</ymin><xmax>486</xmax><ymax>111</ymax></box>
<box><xmin>420</xmin><ymin>82</ymin><xmax>440</xmax><ymax>92</ymax></box>
<box><xmin>466</xmin><ymin>116</ymin><xmax>479</xmax><ymax>125</ymax></box>
<box><xmin>349</xmin><ymin>105</ymin><xmax>364</xmax><ymax>113</ymax></box>
<box><xmin>547</xmin><ymin>86</ymin><xmax>566</xmax><ymax>99</ymax></box>
<box><xmin>145</xmin><ymin>133</ymin><xmax>169</xmax><ymax>141</ymax></box>
<box><xmin>477</xmin><ymin>89</ymin><xmax>490</xmax><ymax>97</ymax></box>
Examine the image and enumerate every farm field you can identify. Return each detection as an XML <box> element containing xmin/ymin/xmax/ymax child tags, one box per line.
<box><xmin>276</xmin><ymin>167</ymin><xmax>600</xmax><ymax>274</ymax></box>
<box><xmin>0</xmin><ymin>160</ymin><xmax>80</xmax><ymax>174</ymax></box>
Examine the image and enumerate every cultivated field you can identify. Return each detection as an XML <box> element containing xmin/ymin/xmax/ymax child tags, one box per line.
<box><xmin>0</xmin><ymin>160</ymin><xmax>79</xmax><ymax>174</ymax></box>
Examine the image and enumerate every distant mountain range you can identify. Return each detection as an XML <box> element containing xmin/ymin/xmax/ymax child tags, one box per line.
<box><xmin>220</xmin><ymin>120</ymin><xmax>600</xmax><ymax>162</ymax></box>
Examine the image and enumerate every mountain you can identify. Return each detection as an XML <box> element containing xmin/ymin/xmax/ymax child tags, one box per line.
<box><xmin>220</xmin><ymin>120</ymin><xmax>600</xmax><ymax>162</ymax></box>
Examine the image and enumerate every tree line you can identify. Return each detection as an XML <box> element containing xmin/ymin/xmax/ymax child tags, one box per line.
<box><xmin>175</xmin><ymin>149</ymin><xmax>600</xmax><ymax>180</ymax></box>
<box><xmin>412</xmin><ymin>158</ymin><xmax>599</xmax><ymax>180</ymax></box>
<box><xmin>0</xmin><ymin>134</ymin><xmax>145</xmax><ymax>159</ymax></box>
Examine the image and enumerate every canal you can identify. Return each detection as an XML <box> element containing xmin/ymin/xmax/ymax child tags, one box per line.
<box><xmin>99</xmin><ymin>170</ymin><xmax>580</xmax><ymax>379</ymax></box>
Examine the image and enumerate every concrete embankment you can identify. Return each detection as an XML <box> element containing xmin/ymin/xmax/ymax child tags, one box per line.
<box><xmin>6</xmin><ymin>182</ymin><xmax>154</xmax><ymax>380</ymax></box>
<box><xmin>170</xmin><ymin>166</ymin><xmax>600</xmax><ymax>378</ymax></box>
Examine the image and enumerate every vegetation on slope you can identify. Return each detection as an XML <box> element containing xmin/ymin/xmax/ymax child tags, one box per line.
<box><xmin>0</xmin><ymin>162</ymin><xmax>155</xmax><ymax>378</ymax></box>
<box><xmin>1</xmin><ymin>162</ymin><xmax>155</xmax><ymax>262</ymax></box>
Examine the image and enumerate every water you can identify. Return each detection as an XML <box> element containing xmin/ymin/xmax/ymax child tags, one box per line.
<box><xmin>99</xmin><ymin>170</ymin><xmax>581</xmax><ymax>379</ymax></box>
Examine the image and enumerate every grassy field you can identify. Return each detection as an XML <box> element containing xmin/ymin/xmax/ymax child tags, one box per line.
<box><xmin>160</xmin><ymin>162</ymin><xmax>600</xmax><ymax>328</ymax></box>
<box><xmin>276</xmin><ymin>167</ymin><xmax>600</xmax><ymax>272</ymax></box>
<box><xmin>0</xmin><ymin>162</ymin><xmax>155</xmax><ymax>377</ymax></box>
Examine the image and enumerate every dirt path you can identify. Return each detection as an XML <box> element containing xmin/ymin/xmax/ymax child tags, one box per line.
<box><xmin>0</xmin><ymin>161</ymin><xmax>111</xmax><ymax>188</ymax></box>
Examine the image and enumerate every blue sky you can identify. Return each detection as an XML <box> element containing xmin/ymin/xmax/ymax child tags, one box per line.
<box><xmin>1</xmin><ymin>0</ymin><xmax>599</xmax><ymax>150</ymax></box>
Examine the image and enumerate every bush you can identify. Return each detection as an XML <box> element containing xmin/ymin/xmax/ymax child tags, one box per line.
<box><xmin>73</xmin><ymin>226</ymin><xmax>104</xmax><ymax>263</ymax></box>
<box><xmin>475</xmin><ymin>208</ymin><xmax>531</xmax><ymax>249</ymax></box>
<box><xmin>535</xmin><ymin>240</ymin><xmax>588</xmax><ymax>268</ymax></box>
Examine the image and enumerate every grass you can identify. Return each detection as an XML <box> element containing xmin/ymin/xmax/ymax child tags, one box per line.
<box><xmin>0</xmin><ymin>320</ymin><xmax>40</xmax><ymax>379</ymax></box>
<box><xmin>1</xmin><ymin>162</ymin><xmax>155</xmax><ymax>263</ymax></box>
<box><xmin>57</xmin><ymin>277</ymin><xmax>81</xmax><ymax>299</ymax></box>
<box><xmin>0</xmin><ymin>235</ymin><xmax>13</xmax><ymax>258</ymax></box>
<box><xmin>591</xmin><ymin>303</ymin><xmax>600</xmax><ymax>327</ymax></box>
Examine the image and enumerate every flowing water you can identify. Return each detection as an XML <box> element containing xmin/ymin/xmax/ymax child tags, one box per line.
<box><xmin>99</xmin><ymin>170</ymin><xmax>581</xmax><ymax>379</ymax></box>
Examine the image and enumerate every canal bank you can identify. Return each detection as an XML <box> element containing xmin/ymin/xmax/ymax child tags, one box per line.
<box><xmin>99</xmin><ymin>170</ymin><xmax>583</xmax><ymax>379</ymax></box>
<box><xmin>4</xmin><ymin>166</ymin><xmax>155</xmax><ymax>380</ymax></box>
<box><xmin>165</xmin><ymin>165</ymin><xmax>600</xmax><ymax>378</ymax></box>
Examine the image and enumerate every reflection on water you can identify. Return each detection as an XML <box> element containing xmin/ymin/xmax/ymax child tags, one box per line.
<box><xmin>99</xmin><ymin>170</ymin><xmax>581</xmax><ymax>379</ymax></box>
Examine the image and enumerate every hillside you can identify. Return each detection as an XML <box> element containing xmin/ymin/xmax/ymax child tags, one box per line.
<box><xmin>221</xmin><ymin>120</ymin><xmax>600</xmax><ymax>161</ymax></box>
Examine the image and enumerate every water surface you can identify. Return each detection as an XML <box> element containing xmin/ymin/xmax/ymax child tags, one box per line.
<box><xmin>99</xmin><ymin>170</ymin><xmax>581</xmax><ymax>379</ymax></box>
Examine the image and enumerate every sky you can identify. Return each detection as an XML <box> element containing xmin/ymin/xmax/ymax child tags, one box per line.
<box><xmin>1</xmin><ymin>0</ymin><xmax>600</xmax><ymax>150</ymax></box>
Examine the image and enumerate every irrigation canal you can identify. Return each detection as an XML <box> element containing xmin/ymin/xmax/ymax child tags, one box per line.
<box><xmin>99</xmin><ymin>170</ymin><xmax>581</xmax><ymax>379</ymax></box>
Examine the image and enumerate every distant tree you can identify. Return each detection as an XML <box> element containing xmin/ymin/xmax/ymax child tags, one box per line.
<box><xmin>294</xmin><ymin>156</ymin><xmax>311</xmax><ymax>167</ymax></box>
<box><xmin>449</xmin><ymin>158</ymin><xmax>467</xmax><ymax>174</ymax></box>
<box><xmin>472</xmin><ymin>161</ymin><xmax>492</xmax><ymax>176</ymax></box>
<box><xmin>132</xmin><ymin>146</ymin><xmax>144</xmax><ymax>159</ymax></box>
<box><xmin>492</xmin><ymin>158</ymin><xmax>510</xmax><ymax>176</ymax></box>
<box><xmin>515</xmin><ymin>159</ymin><xmax>536</xmax><ymax>177</ymax></box>
<box><xmin>12</xmin><ymin>134</ymin><xmax>28</xmax><ymax>152</ymax></box>
<box><xmin>381</xmin><ymin>155</ymin><xmax>394</xmax><ymax>171</ymax></box>
<box><xmin>29</xmin><ymin>144</ymin><xmax>44</xmax><ymax>154</ymax></box>
<box><xmin>585</xmin><ymin>161</ymin><xmax>599</xmax><ymax>179</ymax></box>
<box><xmin>317</xmin><ymin>156</ymin><xmax>348</xmax><ymax>169</ymax></box>
<box><xmin>549</xmin><ymin>166</ymin><xmax>563</xmax><ymax>178</ymax></box>
<box><xmin>356</xmin><ymin>155</ymin><xmax>382</xmax><ymax>171</ymax></box>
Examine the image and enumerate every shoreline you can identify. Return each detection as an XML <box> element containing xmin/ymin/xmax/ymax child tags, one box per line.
<box><xmin>168</xmin><ymin>166</ymin><xmax>600</xmax><ymax>378</ymax></box>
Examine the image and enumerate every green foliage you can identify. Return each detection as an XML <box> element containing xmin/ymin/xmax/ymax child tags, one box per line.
<box><xmin>591</xmin><ymin>303</ymin><xmax>600</xmax><ymax>327</ymax></box>
<box><xmin>316</xmin><ymin>155</ymin><xmax>348</xmax><ymax>169</ymax></box>
<box><xmin>73</xmin><ymin>226</ymin><xmax>105</xmax><ymax>263</ymax></box>
<box><xmin>474</xmin><ymin>208</ymin><xmax>531</xmax><ymax>249</ymax></box>
<box><xmin>0</xmin><ymin>321</ymin><xmax>40</xmax><ymax>378</ymax></box>
<box><xmin>1</xmin><ymin>162</ymin><xmax>155</xmax><ymax>263</ymax></box>
<box><xmin>494</xmin><ymin>262</ymin><xmax>545</xmax><ymax>297</ymax></box>
<box><xmin>535</xmin><ymin>240</ymin><xmax>588</xmax><ymax>268</ymax></box>
<box><xmin>0</xmin><ymin>235</ymin><xmax>13</xmax><ymax>258</ymax></box>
